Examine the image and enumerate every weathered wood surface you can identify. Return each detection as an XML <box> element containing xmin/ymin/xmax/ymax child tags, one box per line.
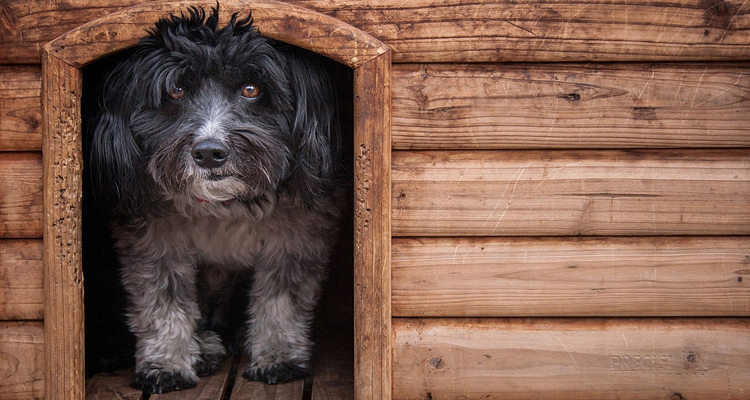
<box><xmin>0</xmin><ymin>321</ymin><xmax>44</xmax><ymax>400</ymax></box>
<box><xmin>84</xmin><ymin>369</ymin><xmax>143</xmax><ymax>400</ymax></box>
<box><xmin>392</xmin><ymin>236</ymin><xmax>750</xmax><ymax>317</ymax></box>
<box><xmin>306</xmin><ymin>0</ymin><xmax>750</xmax><ymax>63</ymax></box>
<box><xmin>393</xmin><ymin>63</ymin><xmax>750</xmax><ymax>149</ymax></box>
<box><xmin>3</xmin><ymin>0</ymin><xmax>750</xmax><ymax>64</ymax></box>
<box><xmin>392</xmin><ymin>149</ymin><xmax>750</xmax><ymax>236</ymax></box>
<box><xmin>352</xmin><ymin>52</ymin><xmax>392</xmax><ymax>400</ymax></box>
<box><xmin>43</xmin><ymin>52</ymin><xmax>84</xmax><ymax>400</ymax></box>
<box><xmin>0</xmin><ymin>152</ymin><xmax>43</xmax><ymax>239</ymax></box>
<box><xmin>0</xmin><ymin>66</ymin><xmax>42</xmax><ymax>151</ymax></box>
<box><xmin>393</xmin><ymin>318</ymin><xmax>750</xmax><ymax>400</ymax></box>
<box><xmin>43</xmin><ymin>0</ymin><xmax>387</xmax><ymax>69</ymax></box>
<box><xmin>0</xmin><ymin>239</ymin><xmax>43</xmax><ymax>320</ymax></box>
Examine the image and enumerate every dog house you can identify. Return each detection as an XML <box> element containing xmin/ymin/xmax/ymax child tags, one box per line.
<box><xmin>1</xmin><ymin>0</ymin><xmax>750</xmax><ymax>399</ymax></box>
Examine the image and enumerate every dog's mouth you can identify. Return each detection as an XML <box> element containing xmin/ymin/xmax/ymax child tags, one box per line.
<box><xmin>207</xmin><ymin>173</ymin><xmax>228</xmax><ymax>181</ymax></box>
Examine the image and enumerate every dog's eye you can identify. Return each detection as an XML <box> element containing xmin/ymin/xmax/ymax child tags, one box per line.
<box><xmin>241</xmin><ymin>84</ymin><xmax>260</xmax><ymax>99</ymax></box>
<box><xmin>168</xmin><ymin>86</ymin><xmax>186</xmax><ymax>100</ymax></box>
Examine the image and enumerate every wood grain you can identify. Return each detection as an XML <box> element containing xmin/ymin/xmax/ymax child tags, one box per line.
<box><xmin>0</xmin><ymin>66</ymin><xmax>42</xmax><ymax>151</ymax></box>
<box><xmin>0</xmin><ymin>153</ymin><xmax>43</xmax><ymax>239</ymax></box>
<box><xmin>43</xmin><ymin>0</ymin><xmax>387</xmax><ymax>69</ymax></box>
<box><xmin>0</xmin><ymin>321</ymin><xmax>44</xmax><ymax>400</ymax></box>
<box><xmin>392</xmin><ymin>236</ymin><xmax>750</xmax><ymax>317</ymax></box>
<box><xmin>393</xmin><ymin>318</ymin><xmax>750</xmax><ymax>400</ymax></box>
<box><xmin>4</xmin><ymin>0</ymin><xmax>750</xmax><ymax>63</ymax></box>
<box><xmin>392</xmin><ymin>149</ymin><xmax>750</xmax><ymax>236</ymax></box>
<box><xmin>84</xmin><ymin>368</ymin><xmax>143</xmax><ymax>400</ymax></box>
<box><xmin>0</xmin><ymin>239</ymin><xmax>43</xmax><ymax>320</ymax></box>
<box><xmin>42</xmin><ymin>52</ymin><xmax>84</xmax><ymax>400</ymax></box>
<box><xmin>301</xmin><ymin>0</ymin><xmax>750</xmax><ymax>63</ymax></box>
<box><xmin>393</xmin><ymin>63</ymin><xmax>750</xmax><ymax>149</ymax></box>
<box><xmin>352</xmin><ymin>51</ymin><xmax>393</xmax><ymax>400</ymax></box>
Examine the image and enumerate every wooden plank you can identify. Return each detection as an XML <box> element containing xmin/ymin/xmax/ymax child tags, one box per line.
<box><xmin>85</xmin><ymin>369</ymin><xmax>143</xmax><ymax>400</ymax></box>
<box><xmin>0</xmin><ymin>66</ymin><xmax>42</xmax><ymax>151</ymax></box>
<box><xmin>392</xmin><ymin>149</ymin><xmax>750</xmax><ymax>236</ymax></box>
<box><xmin>151</xmin><ymin>357</ymin><xmax>233</xmax><ymax>400</ymax></box>
<box><xmin>393</xmin><ymin>63</ymin><xmax>750</xmax><ymax>149</ymax></box>
<box><xmin>4</xmin><ymin>0</ymin><xmax>750</xmax><ymax>64</ymax></box>
<box><xmin>300</xmin><ymin>0</ymin><xmax>750</xmax><ymax>63</ymax></box>
<box><xmin>0</xmin><ymin>321</ymin><xmax>44</xmax><ymax>400</ymax></box>
<box><xmin>43</xmin><ymin>52</ymin><xmax>85</xmax><ymax>400</ymax></box>
<box><xmin>393</xmin><ymin>318</ymin><xmax>750</xmax><ymax>400</ymax></box>
<box><xmin>0</xmin><ymin>153</ymin><xmax>43</xmax><ymax>239</ymax></box>
<box><xmin>230</xmin><ymin>357</ymin><xmax>305</xmax><ymax>400</ymax></box>
<box><xmin>0</xmin><ymin>0</ymin><xmax>132</xmax><ymax>64</ymax></box>
<box><xmin>392</xmin><ymin>236</ymin><xmax>750</xmax><ymax>317</ymax></box>
<box><xmin>44</xmin><ymin>0</ymin><xmax>387</xmax><ymax>69</ymax></box>
<box><xmin>352</xmin><ymin>52</ymin><xmax>392</xmax><ymax>400</ymax></box>
<box><xmin>0</xmin><ymin>239</ymin><xmax>43</xmax><ymax>320</ymax></box>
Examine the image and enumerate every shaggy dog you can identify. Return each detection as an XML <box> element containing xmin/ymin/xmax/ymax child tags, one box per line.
<box><xmin>90</xmin><ymin>6</ymin><xmax>342</xmax><ymax>394</ymax></box>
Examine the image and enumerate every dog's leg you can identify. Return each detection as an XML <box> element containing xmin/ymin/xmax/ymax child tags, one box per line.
<box><xmin>242</xmin><ymin>237</ymin><xmax>328</xmax><ymax>384</ymax></box>
<box><xmin>116</xmin><ymin>224</ymin><xmax>226</xmax><ymax>394</ymax></box>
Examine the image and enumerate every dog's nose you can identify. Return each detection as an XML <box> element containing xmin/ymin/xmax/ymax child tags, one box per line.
<box><xmin>191</xmin><ymin>139</ymin><xmax>229</xmax><ymax>169</ymax></box>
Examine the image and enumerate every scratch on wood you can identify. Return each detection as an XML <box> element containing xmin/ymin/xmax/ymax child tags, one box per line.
<box><xmin>482</xmin><ymin>162</ymin><xmax>533</xmax><ymax>232</ymax></box>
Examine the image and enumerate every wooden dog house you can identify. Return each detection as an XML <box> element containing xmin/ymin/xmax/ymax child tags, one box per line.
<box><xmin>1</xmin><ymin>0</ymin><xmax>750</xmax><ymax>399</ymax></box>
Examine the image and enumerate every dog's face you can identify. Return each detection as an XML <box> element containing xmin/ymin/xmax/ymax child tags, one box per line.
<box><xmin>92</xmin><ymin>7</ymin><xmax>336</xmax><ymax>217</ymax></box>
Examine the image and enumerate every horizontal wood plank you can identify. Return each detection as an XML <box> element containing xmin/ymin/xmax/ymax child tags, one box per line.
<box><xmin>305</xmin><ymin>0</ymin><xmax>750</xmax><ymax>63</ymax></box>
<box><xmin>0</xmin><ymin>239</ymin><xmax>43</xmax><ymax>320</ymax></box>
<box><xmin>3</xmin><ymin>0</ymin><xmax>750</xmax><ymax>63</ymax></box>
<box><xmin>393</xmin><ymin>318</ymin><xmax>750</xmax><ymax>400</ymax></box>
<box><xmin>392</xmin><ymin>149</ymin><xmax>750</xmax><ymax>236</ymax></box>
<box><xmin>393</xmin><ymin>63</ymin><xmax>750</xmax><ymax>149</ymax></box>
<box><xmin>0</xmin><ymin>322</ymin><xmax>44</xmax><ymax>400</ymax></box>
<box><xmin>0</xmin><ymin>153</ymin><xmax>43</xmax><ymax>238</ymax></box>
<box><xmin>0</xmin><ymin>67</ymin><xmax>42</xmax><ymax>151</ymax></box>
<box><xmin>392</xmin><ymin>237</ymin><xmax>750</xmax><ymax>317</ymax></box>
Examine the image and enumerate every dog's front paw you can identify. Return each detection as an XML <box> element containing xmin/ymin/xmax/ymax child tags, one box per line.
<box><xmin>132</xmin><ymin>368</ymin><xmax>198</xmax><ymax>394</ymax></box>
<box><xmin>194</xmin><ymin>352</ymin><xmax>225</xmax><ymax>377</ymax></box>
<box><xmin>242</xmin><ymin>362</ymin><xmax>311</xmax><ymax>385</ymax></box>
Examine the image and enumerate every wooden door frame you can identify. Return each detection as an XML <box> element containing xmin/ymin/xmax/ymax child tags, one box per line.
<box><xmin>42</xmin><ymin>1</ymin><xmax>391</xmax><ymax>399</ymax></box>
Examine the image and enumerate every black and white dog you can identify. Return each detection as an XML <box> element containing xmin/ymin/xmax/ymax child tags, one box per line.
<box><xmin>90</xmin><ymin>6</ymin><xmax>342</xmax><ymax>394</ymax></box>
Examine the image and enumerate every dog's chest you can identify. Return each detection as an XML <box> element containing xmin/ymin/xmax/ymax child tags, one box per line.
<box><xmin>187</xmin><ymin>215</ymin><xmax>266</xmax><ymax>269</ymax></box>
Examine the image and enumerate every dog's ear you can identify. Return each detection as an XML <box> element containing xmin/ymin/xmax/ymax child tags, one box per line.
<box><xmin>90</xmin><ymin>56</ymin><xmax>156</xmax><ymax>217</ymax></box>
<box><xmin>284</xmin><ymin>50</ymin><xmax>339</xmax><ymax>208</ymax></box>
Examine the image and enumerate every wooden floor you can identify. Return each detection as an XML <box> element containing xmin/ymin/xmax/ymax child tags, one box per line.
<box><xmin>85</xmin><ymin>327</ymin><xmax>353</xmax><ymax>400</ymax></box>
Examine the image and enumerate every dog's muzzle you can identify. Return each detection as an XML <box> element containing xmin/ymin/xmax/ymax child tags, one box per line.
<box><xmin>191</xmin><ymin>139</ymin><xmax>229</xmax><ymax>169</ymax></box>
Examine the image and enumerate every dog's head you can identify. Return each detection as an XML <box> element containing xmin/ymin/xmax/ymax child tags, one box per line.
<box><xmin>91</xmin><ymin>6</ymin><xmax>338</xmax><ymax>218</ymax></box>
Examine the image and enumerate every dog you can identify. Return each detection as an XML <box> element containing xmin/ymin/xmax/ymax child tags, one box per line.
<box><xmin>90</xmin><ymin>6</ymin><xmax>342</xmax><ymax>394</ymax></box>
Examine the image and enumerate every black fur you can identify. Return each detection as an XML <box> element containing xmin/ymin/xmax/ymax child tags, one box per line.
<box><xmin>92</xmin><ymin>6</ymin><xmax>338</xmax><ymax>217</ymax></box>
